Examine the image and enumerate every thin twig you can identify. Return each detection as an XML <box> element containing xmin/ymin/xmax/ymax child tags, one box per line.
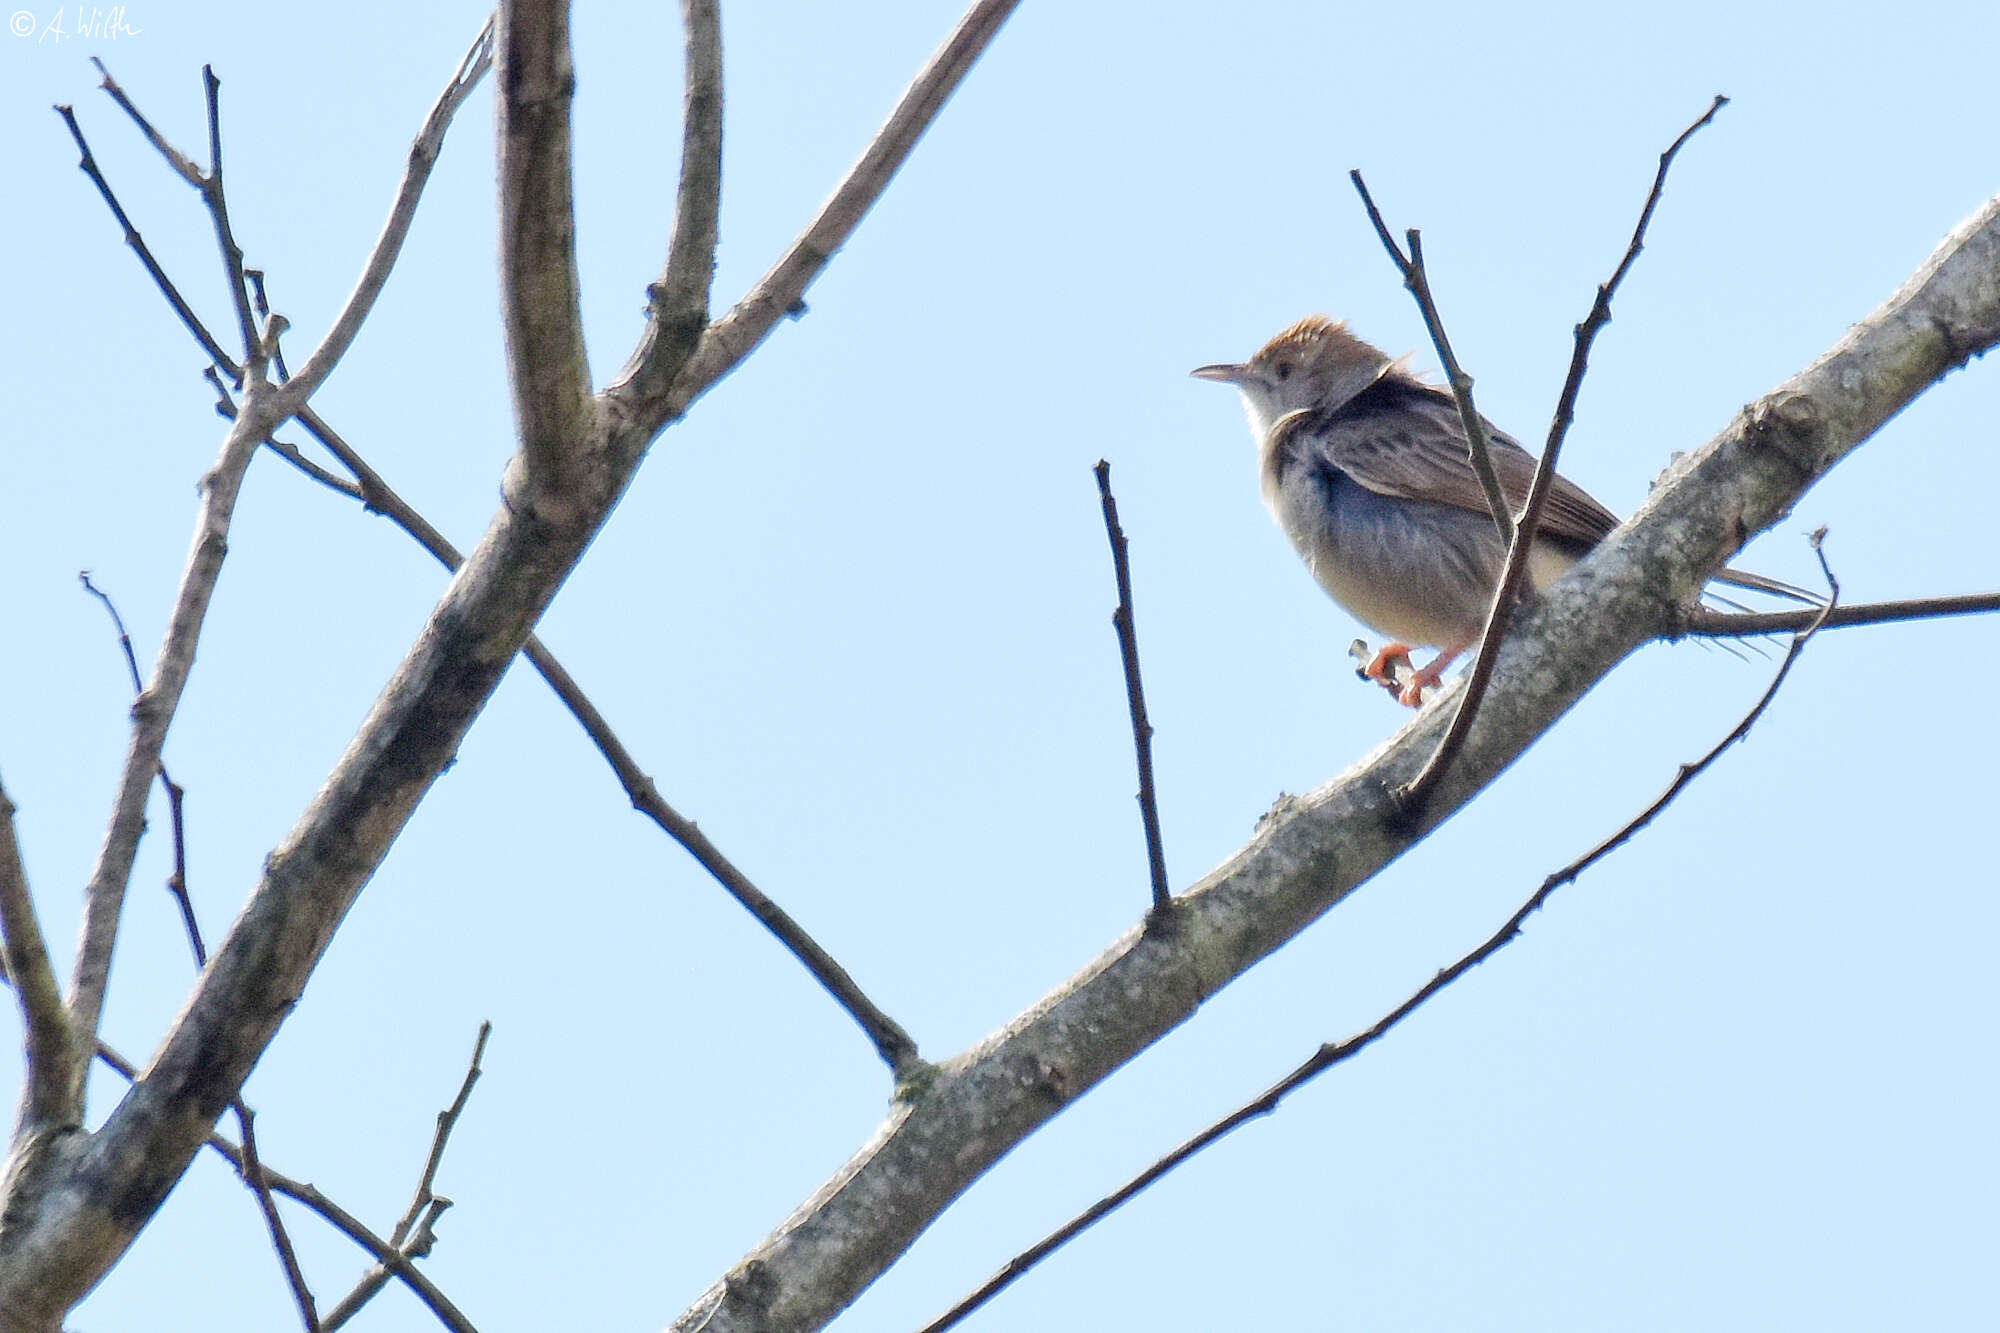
<box><xmin>235</xmin><ymin>1104</ymin><xmax>322</xmax><ymax>1332</ymax></box>
<box><xmin>54</xmin><ymin>103</ymin><xmax>234</xmax><ymax>372</ymax></box>
<box><xmin>280</xmin><ymin>16</ymin><xmax>493</xmax><ymax>406</ymax></box>
<box><xmin>320</xmin><ymin>1022</ymin><xmax>491</xmax><ymax>1331</ymax></box>
<box><xmin>516</xmin><ymin>647</ymin><xmax>923</xmax><ymax>1074</ymax></box>
<box><xmin>916</xmin><ymin>530</ymin><xmax>1838</xmax><ymax>1333</ymax></box>
<box><xmin>1349</xmin><ymin>171</ymin><xmax>1513</xmax><ymax>548</ymax></box>
<box><xmin>199</xmin><ymin>66</ymin><xmax>260</xmax><ymax>364</ymax></box>
<box><xmin>78</xmin><ymin>573</ymin><xmax>205</xmax><ymax>965</ymax></box>
<box><xmin>396</xmin><ymin>1021</ymin><xmax>487</xmax><ymax>1245</ymax></box>
<box><xmin>1092</xmin><ymin>462</ymin><xmax>1171</xmax><ymax>916</ymax></box>
<box><xmin>0</xmin><ymin>773</ymin><xmax>74</xmax><ymax>1132</ymax></box>
<box><xmin>89</xmin><ymin>58</ymin><xmax>202</xmax><ymax>183</ymax></box>
<box><xmin>1400</xmin><ymin>95</ymin><xmax>1729</xmax><ymax>814</ymax></box>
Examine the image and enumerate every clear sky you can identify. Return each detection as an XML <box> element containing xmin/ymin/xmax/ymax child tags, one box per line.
<box><xmin>2</xmin><ymin>2</ymin><xmax>1996</xmax><ymax>1330</ymax></box>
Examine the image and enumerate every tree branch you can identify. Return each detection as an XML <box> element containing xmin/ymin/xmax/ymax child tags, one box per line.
<box><xmin>918</xmin><ymin>536</ymin><xmax>1838</xmax><ymax>1333</ymax></box>
<box><xmin>0</xmin><ymin>774</ymin><xmax>72</xmax><ymax>1135</ymax></box>
<box><xmin>656</xmin><ymin>193</ymin><xmax>2000</xmax><ymax>1333</ymax></box>
<box><xmin>496</xmin><ymin>0</ymin><xmax>599</xmax><ymax>513</ymax></box>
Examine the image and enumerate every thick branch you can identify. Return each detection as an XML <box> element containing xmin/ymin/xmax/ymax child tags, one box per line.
<box><xmin>496</xmin><ymin>0</ymin><xmax>598</xmax><ymax>513</ymax></box>
<box><xmin>659</xmin><ymin>196</ymin><xmax>2000</xmax><ymax>1333</ymax></box>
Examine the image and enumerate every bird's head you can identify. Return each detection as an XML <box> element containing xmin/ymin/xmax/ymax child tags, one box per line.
<box><xmin>1191</xmin><ymin>315</ymin><xmax>1396</xmax><ymax>440</ymax></box>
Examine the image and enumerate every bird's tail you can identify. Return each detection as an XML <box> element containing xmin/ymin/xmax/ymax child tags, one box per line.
<box><xmin>1713</xmin><ymin>566</ymin><xmax>1822</xmax><ymax>604</ymax></box>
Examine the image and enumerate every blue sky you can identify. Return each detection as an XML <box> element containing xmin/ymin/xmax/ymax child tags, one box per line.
<box><xmin>2</xmin><ymin>2</ymin><xmax>1996</xmax><ymax>1330</ymax></box>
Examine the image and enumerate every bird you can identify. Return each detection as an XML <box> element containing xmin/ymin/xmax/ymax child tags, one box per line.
<box><xmin>1192</xmin><ymin>314</ymin><xmax>1809</xmax><ymax>707</ymax></box>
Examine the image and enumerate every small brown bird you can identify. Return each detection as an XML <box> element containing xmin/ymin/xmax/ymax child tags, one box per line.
<box><xmin>1193</xmin><ymin>315</ymin><xmax>1805</xmax><ymax>706</ymax></box>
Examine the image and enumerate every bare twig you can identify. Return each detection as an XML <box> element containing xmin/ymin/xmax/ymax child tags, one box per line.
<box><xmin>511</xmin><ymin>649</ymin><xmax>923</xmax><ymax>1075</ymax></box>
<box><xmin>199</xmin><ymin>66</ymin><xmax>260</xmax><ymax>363</ymax></box>
<box><xmin>54</xmin><ymin>102</ymin><xmax>234</xmax><ymax>372</ymax></box>
<box><xmin>610</xmin><ymin>0</ymin><xmax>724</xmax><ymax>408</ymax></box>
<box><xmin>89</xmin><ymin>58</ymin><xmax>202</xmax><ymax>183</ymax></box>
<box><xmin>638</xmin><ymin>0</ymin><xmax>1023</xmax><ymax>419</ymax></box>
<box><xmin>319</xmin><ymin>1022</ymin><xmax>491</xmax><ymax>1331</ymax></box>
<box><xmin>262</xmin><ymin>436</ymin><xmax>364</xmax><ymax>499</ymax></box>
<box><xmin>0</xmin><ymin>774</ymin><xmax>74</xmax><ymax>1133</ymax></box>
<box><xmin>281</xmin><ymin>16</ymin><xmax>493</xmax><ymax>406</ymax></box>
<box><xmin>1092</xmin><ymin>462</ymin><xmax>1171</xmax><ymax>916</ymax></box>
<box><xmin>1400</xmin><ymin>95</ymin><xmax>1729</xmax><ymax>813</ymax></box>
<box><xmin>234</xmin><ymin>1105</ymin><xmax>322</xmax><ymax>1332</ymax></box>
<box><xmin>916</xmin><ymin>530</ymin><xmax>1837</xmax><ymax>1333</ymax></box>
<box><xmin>78</xmin><ymin>573</ymin><xmax>205</xmax><ymax>966</ymax></box>
<box><xmin>395</xmin><ymin>1022</ymin><xmax>487</xmax><ymax>1246</ymax></box>
<box><xmin>1350</xmin><ymin>172</ymin><xmax>1513</xmax><ymax>548</ymax></box>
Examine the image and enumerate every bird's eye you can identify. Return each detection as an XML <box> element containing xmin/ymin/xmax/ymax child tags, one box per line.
<box><xmin>1274</xmin><ymin>360</ymin><xmax>1293</xmax><ymax>382</ymax></box>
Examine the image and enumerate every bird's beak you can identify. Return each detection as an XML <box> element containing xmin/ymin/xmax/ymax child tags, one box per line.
<box><xmin>1189</xmin><ymin>362</ymin><xmax>1247</xmax><ymax>385</ymax></box>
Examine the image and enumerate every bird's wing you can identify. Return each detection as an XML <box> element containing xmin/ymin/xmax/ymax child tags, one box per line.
<box><xmin>1306</xmin><ymin>382</ymin><xmax>1621</xmax><ymax>549</ymax></box>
